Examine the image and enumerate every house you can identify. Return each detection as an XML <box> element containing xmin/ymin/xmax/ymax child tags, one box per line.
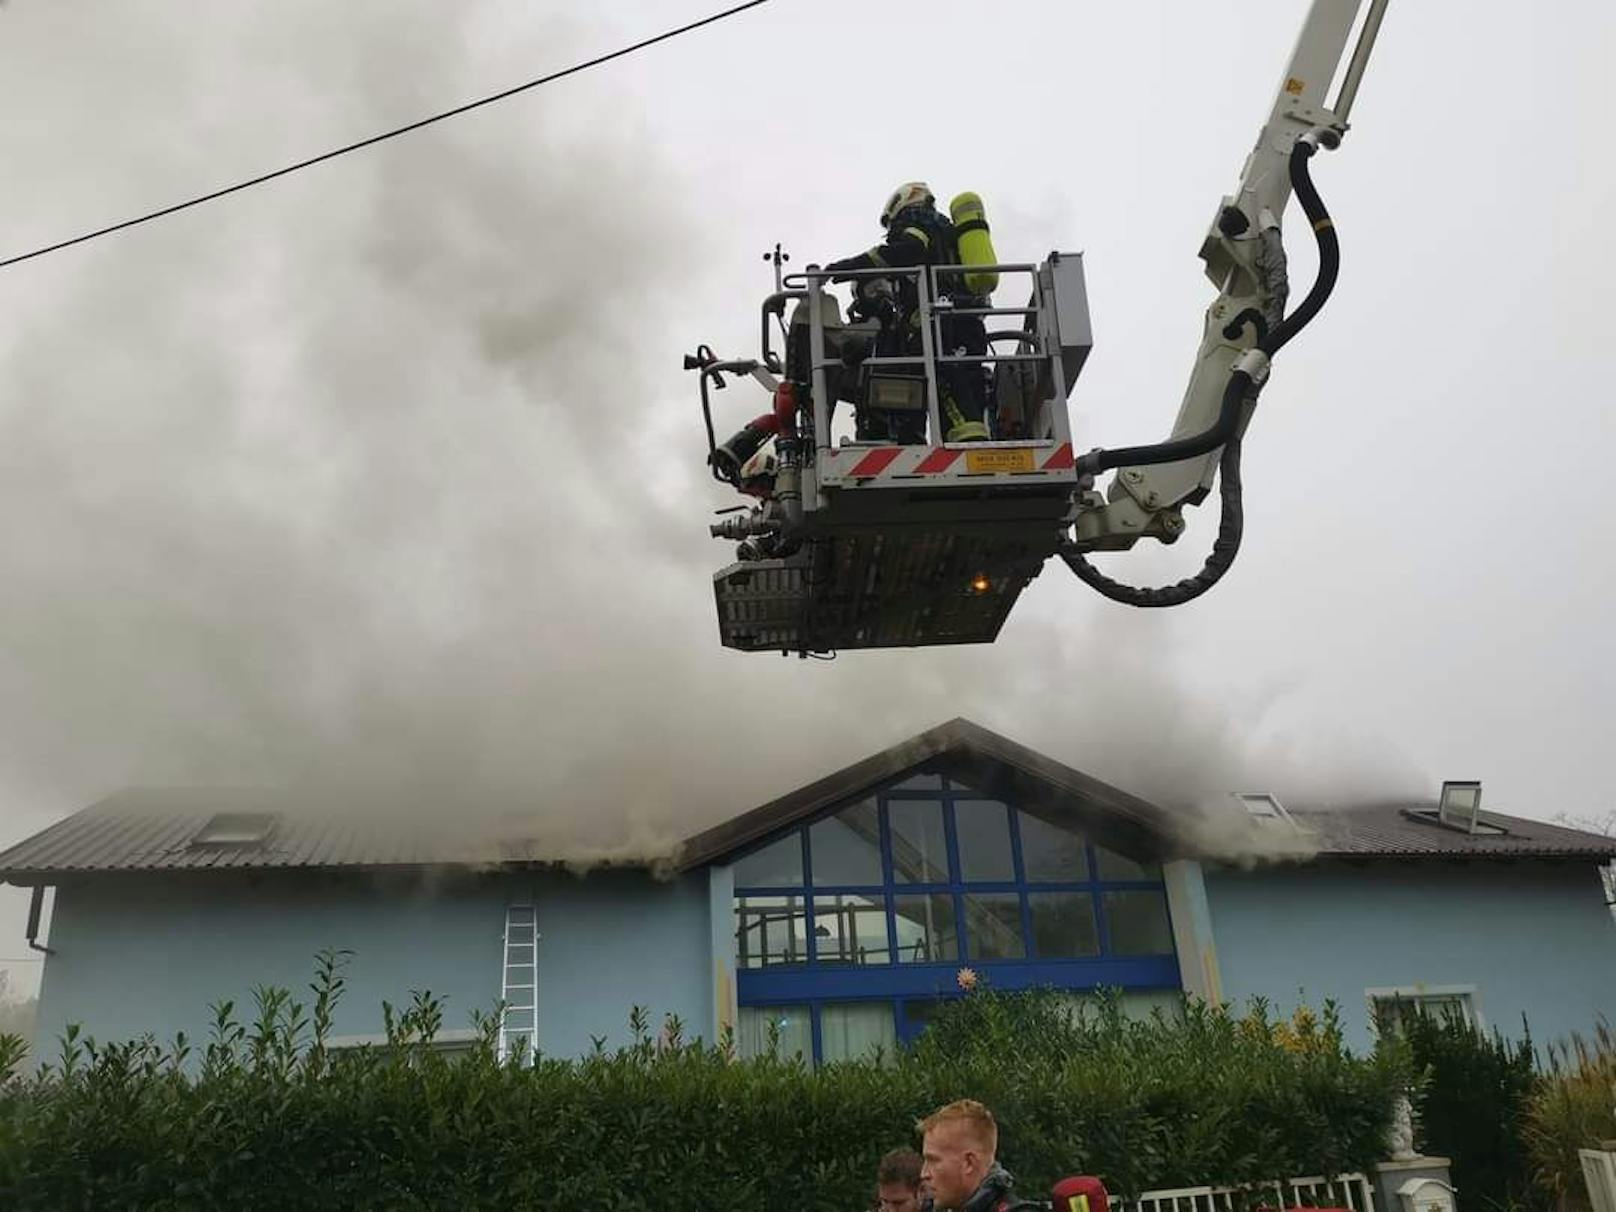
<box><xmin>4</xmin><ymin>719</ymin><xmax>1614</xmax><ymax>1065</ymax></box>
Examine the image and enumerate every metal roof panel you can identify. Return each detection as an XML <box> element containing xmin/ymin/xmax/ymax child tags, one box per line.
<box><xmin>4</xmin><ymin>726</ymin><xmax>1614</xmax><ymax>880</ymax></box>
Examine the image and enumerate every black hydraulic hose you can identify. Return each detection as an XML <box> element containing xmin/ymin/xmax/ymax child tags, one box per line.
<box><xmin>688</xmin><ymin>349</ymin><xmax>771</xmax><ymax>487</ymax></box>
<box><xmin>1074</xmin><ymin>370</ymin><xmax>1253</xmax><ymax>477</ymax></box>
<box><xmin>1073</xmin><ymin>137</ymin><xmax>1339</xmax><ymax>479</ymax></box>
<box><xmin>1059</xmin><ymin>134</ymin><xmax>1339</xmax><ymax>609</ymax></box>
<box><xmin>699</xmin><ymin>370</ymin><xmax>722</xmax><ymax>479</ymax></box>
<box><xmin>1221</xmin><ymin>308</ymin><xmax>1269</xmax><ymax>343</ymax></box>
<box><xmin>1265</xmin><ymin>138</ymin><xmax>1340</xmax><ymax>354</ymax></box>
<box><xmin>684</xmin><ymin>345</ymin><xmax>729</xmax><ymax>481</ymax></box>
<box><xmin>1059</xmin><ymin>437</ymin><xmax>1243</xmax><ymax>608</ymax></box>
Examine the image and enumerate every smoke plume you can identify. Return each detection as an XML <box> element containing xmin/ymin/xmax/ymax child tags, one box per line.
<box><xmin>0</xmin><ymin>1</ymin><xmax>1426</xmax><ymax>871</ymax></box>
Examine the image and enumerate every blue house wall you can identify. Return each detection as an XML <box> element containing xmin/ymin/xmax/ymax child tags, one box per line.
<box><xmin>1204</xmin><ymin>859</ymin><xmax>1616</xmax><ymax>1052</ymax></box>
<box><xmin>531</xmin><ymin>867</ymin><xmax>714</xmax><ymax>1057</ymax></box>
<box><xmin>31</xmin><ymin>865</ymin><xmax>714</xmax><ymax>1064</ymax></box>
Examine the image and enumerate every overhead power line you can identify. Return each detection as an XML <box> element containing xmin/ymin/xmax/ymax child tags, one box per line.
<box><xmin>0</xmin><ymin>0</ymin><xmax>771</xmax><ymax>272</ymax></box>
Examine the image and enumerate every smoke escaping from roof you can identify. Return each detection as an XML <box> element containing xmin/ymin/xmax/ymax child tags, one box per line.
<box><xmin>0</xmin><ymin>1</ymin><xmax>1427</xmax><ymax>869</ymax></box>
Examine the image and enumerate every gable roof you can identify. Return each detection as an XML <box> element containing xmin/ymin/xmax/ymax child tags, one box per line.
<box><xmin>3</xmin><ymin>720</ymin><xmax>1614</xmax><ymax>882</ymax></box>
<box><xmin>674</xmin><ymin>717</ymin><xmax>1183</xmax><ymax>871</ymax></box>
<box><xmin>0</xmin><ymin>720</ymin><xmax>1189</xmax><ymax>882</ymax></box>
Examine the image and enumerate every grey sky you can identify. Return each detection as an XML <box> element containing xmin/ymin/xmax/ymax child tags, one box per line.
<box><xmin>0</xmin><ymin>0</ymin><xmax>1612</xmax><ymax>996</ymax></box>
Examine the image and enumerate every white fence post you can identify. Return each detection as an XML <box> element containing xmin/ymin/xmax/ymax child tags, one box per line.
<box><xmin>1581</xmin><ymin>1148</ymin><xmax>1616</xmax><ymax>1212</ymax></box>
<box><xmin>1119</xmin><ymin>1172</ymin><xmax>1378</xmax><ymax>1212</ymax></box>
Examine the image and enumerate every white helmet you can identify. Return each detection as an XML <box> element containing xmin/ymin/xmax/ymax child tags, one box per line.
<box><xmin>880</xmin><ymin>182</ymin><xmax>934</xmax><ymax>228</ymax></box>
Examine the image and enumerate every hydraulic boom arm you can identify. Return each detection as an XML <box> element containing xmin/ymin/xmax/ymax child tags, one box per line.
<box><xmin>684</xmin><ymin>0</ymin><xmax>1393</xmax><ymax>654</ymax></box>
<box><xmin>1065</xmin><ymin>0</ymin><xmax>1390</xmax><ymax>601</ymax></box>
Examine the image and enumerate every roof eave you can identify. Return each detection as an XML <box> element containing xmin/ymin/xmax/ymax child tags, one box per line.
<box><xmin>0</xmin><ymin>856</ymin><xmax>669</xmax><ymax>884</ymax></box>
<box><xmin>1229</xmin><ymin>848</ymin><xmax>1616</xmax><ymax>865</ymax></box>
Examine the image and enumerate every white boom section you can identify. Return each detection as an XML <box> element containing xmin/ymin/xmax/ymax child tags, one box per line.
<box><xmin>1072</xmin><ymin>0</ymin><xmax>1389</xmax><ymax>550</ymax></box>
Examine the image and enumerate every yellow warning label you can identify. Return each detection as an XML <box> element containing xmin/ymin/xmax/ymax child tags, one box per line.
<box><xmin>1284</xmin><ymin>77</ymin><xmax>1306</xmax><ymax>95</ymax></box>
<box><xmin>966</xmin><ymin>447</ymin><xmax>1036</xmax><ymax>474</ymax></box>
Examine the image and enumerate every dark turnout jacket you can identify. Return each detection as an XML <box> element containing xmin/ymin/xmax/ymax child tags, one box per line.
<box><xmin>925</xmin><ymin>1163</ymin><xmax>1046</xmax><ymax>1212</ymax></box>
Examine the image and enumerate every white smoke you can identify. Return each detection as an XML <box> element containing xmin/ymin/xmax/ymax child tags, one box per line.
<box><xmin>0</xmin><ymin>1</ymin><xmax>1427</xmax><ymax>877</ymax></box>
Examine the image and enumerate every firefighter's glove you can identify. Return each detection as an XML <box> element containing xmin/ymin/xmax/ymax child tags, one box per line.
<box><xmin>849</xmin><ymin>295</ymin><xmax>895</xmax><ymax>325</ymax></box>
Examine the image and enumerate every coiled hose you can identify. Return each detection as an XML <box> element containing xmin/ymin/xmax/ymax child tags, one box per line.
<box><xmin>1062</xmin><ymin>436</ymin><xmax>1245</xmax><ymax>607</ymax></box>
<box><xmin>1060</xmin><ymin>136</ymin><xmax>1339</xmax><ymax>607</ymax></box>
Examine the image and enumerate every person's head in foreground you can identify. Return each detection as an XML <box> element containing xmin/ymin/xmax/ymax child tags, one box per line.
<box><xmin>875</xmin><ymin>1147</ymin><xmax>924</xmax><ymax>1212</ymax></box>
<box><xmin>918</xmin><ymin>1098</ymin><xmax>1001</xmax><ymax>1210</ymax></box>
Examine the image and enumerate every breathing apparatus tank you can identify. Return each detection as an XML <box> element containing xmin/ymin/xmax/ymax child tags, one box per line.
<box><xmin>948</xmin><ymin>191</ymin><xmax>998</xmax><ymax>297</ymax></box>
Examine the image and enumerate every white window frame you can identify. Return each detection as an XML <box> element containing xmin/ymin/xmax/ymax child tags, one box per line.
<box><xmin>1233</xmin><ymin>792</ymin><xmax>1298</xmax><ymax>828</ymax></box>
<box><xmin>1365</xmin><ymin>983</ymin><xmax>1484</xmax><ymax>1034</ymax></box>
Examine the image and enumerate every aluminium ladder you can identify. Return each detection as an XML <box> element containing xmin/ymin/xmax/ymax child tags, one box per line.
<box><xmin>497</xmin><ymin>901</ymin><xmax>538</xmax><ymax>1063</ymax></box>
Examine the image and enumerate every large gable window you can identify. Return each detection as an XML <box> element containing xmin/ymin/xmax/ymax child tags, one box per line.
<box><xmin>962</xmin><ymin>892</ymin><xmax>1025</xmax><ymax>960</ymax></box>
<box><xmin>894</xmin><ymin>893</ymin><xmax>958</xmax><ymax>962</ymax></box>
<box><xmin>736</xmin><ymin>894</ymin><xmax>806</xmax><ymax>969</ymax></box>
<box><xmin>1018</xmin><ymin>811</ymin><xmax>1089</xmax><ymax>881</ymax></box>
<box><xmin>808</xmin><ymin>799</ymin><xmax>883</xmax><ymax>886</ymax></box>
<box><xmin>733</xmin><ymin>833</ymin><xmax>803</xmax><ymax>887</ymax></box>
<box><xmin>1104</xmin><ymin>890</ymin><xmax>1175</xmax><ymax>956</ymax></box>
<box><xmin>1029</xmin><ymin>891</ymin><xmax>1101</xmax><ymax>958</ymax></box>
<box><xmin>731</xmin><ymin>765</ymin><xmax>1178</xmax><ymax>1063</ymax></box>
<box><xmin>888</xmin><ymin>800</ymin><xmax>949</xmax><ymax>884</ymax></box>
<box><xmin>1096</xmin><ymin>846</ymin><xmax>1155</xmax><ymax>881</ymax></box>
<box><xmin>813</xmin><ymin>894</ymin><xmax>890</xmax><ymax>965</ymax></box>
<box><xmin>954</xmin><ymin>800</ymin><xmax>1016</xmax><ymax>881</ymax></box>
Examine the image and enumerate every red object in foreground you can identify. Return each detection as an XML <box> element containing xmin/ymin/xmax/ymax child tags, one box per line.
<box><xmin>1051</xmin><ymin>1176</ymin><xmax>1110</xmax><ymax>1212</ymax></box>
<box><xmin>773</xmin><ymin>381</ymin><xmax>799</xmax><ymax>432</ymax></box>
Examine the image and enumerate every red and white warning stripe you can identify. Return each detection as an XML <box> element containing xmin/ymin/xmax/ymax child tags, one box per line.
<box><xmin>818</xmin><ymin>441</ymin><xmax>1076</xmax><ymax>486</ymax></box>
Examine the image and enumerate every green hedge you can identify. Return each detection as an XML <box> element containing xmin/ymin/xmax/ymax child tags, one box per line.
<box><xmin>1397</xmin><ymin>1006</ymin><xmax>1543</xmax><ymax>1212</ymax></box>
<box><xmin>0</xmin><ymin>957</ymin><xmax>1405</xmax><ymax>1210</ymax></box>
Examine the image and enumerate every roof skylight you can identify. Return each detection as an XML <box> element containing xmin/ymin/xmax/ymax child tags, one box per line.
<box><xmin>1235</xmin><ymin>793</ymin><xmax>1295</xmax><ymax>826</ymax></box>
<box><xmin>190</xmin><ymin>812</ymin><xmax>276</xmax><ymax>847</ymax></box>
<box><xmin>1408</xmin><ymin>781</ymin><xmax>1509</xmax><ymax>836</ymax></box>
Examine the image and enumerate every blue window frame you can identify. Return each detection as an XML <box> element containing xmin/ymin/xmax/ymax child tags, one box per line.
<box><xmin>731</xmin><ymin>769</ymin><xmax>1179</xmax><ymax>1063</ymax></box>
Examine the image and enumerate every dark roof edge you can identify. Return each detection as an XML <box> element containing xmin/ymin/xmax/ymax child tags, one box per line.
<box><xmin>1220</xmin><ymin>848</ymin><xmax>1616</xmax><ymax>867</ymax></box>
<box><xmin>0</xmin><ymin>856</ymin><xmax>671</xmax><ymax>885</ymax></box>
<box><xmin>1327</xmin><ymin>846</ymin><xmax>1616</xmax><ymax>861</ymax></box>
<box><xmin>0</xmin><ymin>863</ymin><xmax>409</xmax><ymax>886</ymax></box>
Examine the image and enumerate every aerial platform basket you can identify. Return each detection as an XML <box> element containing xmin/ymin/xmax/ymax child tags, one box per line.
<box><xmin>702</xmin><ymin>252</ymin><xmax>1095</xmax><ymax>655</ymax></box>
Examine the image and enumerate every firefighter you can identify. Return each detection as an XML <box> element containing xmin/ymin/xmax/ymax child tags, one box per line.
<box><xmin>917</xmin><ymin>1100</ymin><xmax>1041</xmax><ymax>1212</ymax></box>
<box><xmin>874</xmin><ymin>1147</ymin><xmax>925</xmax><ymax>1212</ymax></box>
<box><xmin>825</xmin><ymin>182</ymin><xmax>991</xmax><ymax>445</ymax></box>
